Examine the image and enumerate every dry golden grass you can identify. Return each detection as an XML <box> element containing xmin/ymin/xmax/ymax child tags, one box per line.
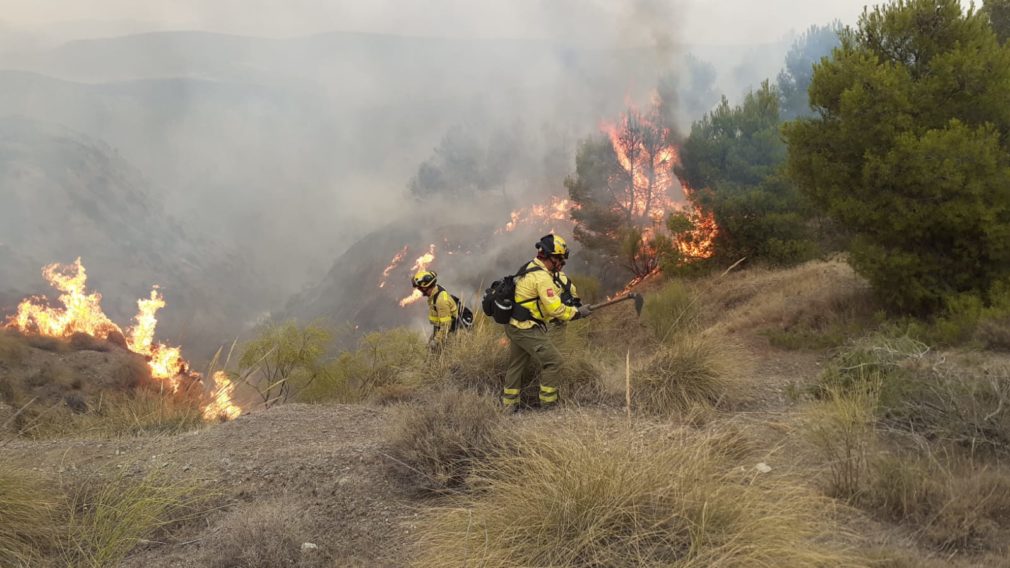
<box><xmin>641</xmin><ymin>279</ymin><xmax>701</xmax><ymax>342</ymax></box>
<box><xmin>415</xmin><ymin>419</ymin><xmax>866</xmax><ymax>567</ymax></box>
<box><xmin>0</xmin><ymin>466</ymin><xmax>58</xmax><ymax>567</ymax></box>
<box><xmin>202</xmin><ymin>499</ymin><xmax>326</xmax><ymax>568</ymax></box>
<box><xmin>385</xmin><ymin>389</ymin><xmax>504</xmax><ymax>493</ymax></box>
<box><xmin>421</xmin><ymin>317</ymin><xmax>510</xmax><ymax>393</ymax></box>
<box><xmin>862</xmin><ymin>454</ymin><xmax>1010</xmax><ymax>552</ymax></box>
<box><xmin>8</xmin><ymin>389</ymin><xmax>206</xmax><ymax>440</ymax></box>
<box><xmin>699</xmin><ymin>258</ymin><xmax>877</xmax><ymax>347</ymax></box>
<box><xmin>804</xmin><ymin>385</ymin><xmax>879</xmax><ymax>498</ymax></box>
<box><xmin>60</xmin><ymin>468</ymin><xmax>210</xmax><ymax>567</ymax></box>
<box><xmin>632</xmin><ymin>332</ymin><xmax>751</xmax><ymax>415</ymax></box>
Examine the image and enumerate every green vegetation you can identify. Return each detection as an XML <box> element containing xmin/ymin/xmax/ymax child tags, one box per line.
<box><xmin>240</xmin><ymin>321</ymin><xmax>332</xmax><ymax>407</ymax></box>
<box><xmin>785</xmin><ymin>0</ymin><xmax>1010</xmax><ymax>314</ymax></box>
<box><xmin>982</xmin><ymin>0</ymin><xmax>1010</xmax><ymax>43</ymax></box>
<box><xmin>677</xmin><ymin>81</ymin><xmax>818</xmax><ymax>267</ymax></box>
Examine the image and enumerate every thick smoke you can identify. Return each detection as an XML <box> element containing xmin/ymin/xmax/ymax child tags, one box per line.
<box><xmin>0</xmin><ymin>1</ymin><xmax>868</xmax><ymax>354</ymax></box>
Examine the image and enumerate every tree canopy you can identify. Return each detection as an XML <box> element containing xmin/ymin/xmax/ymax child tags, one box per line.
<box><xmin>676</xmin><ymin>81</ymin><xmax>816</xmax><ymax>265</ymax></box>
<box><xmin>566</xmin><ymin>102</ymin><xmax>679</xmax><ymax>276</ymax></box>
<box><xmin>785</xmin><ymin>0</ymin><xmax>1010</xmax><ymax>313</ymax></box>
<box><xmin>777</xmin><ymin>23</ymin><xmax>843</xmax><ymax>119</ymax></box>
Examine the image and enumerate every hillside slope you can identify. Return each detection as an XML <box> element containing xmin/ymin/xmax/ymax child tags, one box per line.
<box><xmin>0</xmin><ymin>117</ymin><xmax>271</xmax><ymax>354</ymax></box>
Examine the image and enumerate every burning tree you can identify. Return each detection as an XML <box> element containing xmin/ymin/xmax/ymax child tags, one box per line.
<box><xmin>566</xmin><ymin>99</ymin><xmax>712</xmax><ymax>276</ymax></box>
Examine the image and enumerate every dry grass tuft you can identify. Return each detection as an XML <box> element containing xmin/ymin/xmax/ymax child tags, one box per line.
<box><xmin>863</xmin><ymin>454</ymin><xmax>1010</xmax><ymax>551</ymax></box>
<box><xmin>0</xmin><ymin>466</ymin><xmax>58</xmax><ymax>567</ymax></box>
<box><xmin>0</xmin><ymin>329</ymin><xmax>29</xmax><ymax>365</ymax></box>
<box><xmin>423</xmin><ymin>318</ymin><xmax>510</xmax><ymax>393</ymax></box>
<box><xmin>416</xmin><ymin>420</ymin><xmax>866</xmax><ymax>567</ymax></box>
<box><xmin>385</xmin><ymin>389</ymin><xmax>503</xmax><ymax>493</ymax></box>
<box><xmin>633</xmin><ymin>333</ymin><xmax>750</xmax><ymax>414</ymax></box>
<box><xmin>642</xmin><ymin>279</ymin><xmax>700</xmax><ymax>341</ymax></box>
<box><xmin>60</xmin><ymin>468</ymin><xmax>209</xmax><ymax>567</ymax></box>
<box><xmin>805</xmin><ymin>385</ymin><xmax>879</xmax><ymax>498</ymax></box>
<box><xmin>203</xmin><ymin>499</ymin><xmax>326</xmax><ymax>568</ymax></box>
<box><xmin>701</xmin><ymin>259</ymin><xmax>877</xmax><ymax>349</ymax></box>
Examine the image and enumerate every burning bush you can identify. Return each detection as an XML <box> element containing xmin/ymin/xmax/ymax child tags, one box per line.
<box><xmin>385</xmin><ymin>389</ymin><xmax>504</xmax><ymax>493</ymax></box>
<box><xmin>415</xmin><ymin>420</ymin><xmax>866</xmax><ymax>567</ymax></box>
<box><xmin>633</xmin><ymin>333</ymin><xmax>750</xmax><ymax>415</ymax></box>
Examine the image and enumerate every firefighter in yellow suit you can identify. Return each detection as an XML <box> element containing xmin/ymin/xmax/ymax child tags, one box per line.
<box><xmin>412</xmin><ymin>270</ymin><xmax>458</xmax><ymax>352</ymax></box>
<box><xmin>503</xmin><ymin>234</ymin><xmax>592</xmax><ymax>410</ymax></box>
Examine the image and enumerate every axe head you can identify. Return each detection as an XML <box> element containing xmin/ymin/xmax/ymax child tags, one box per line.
<box><xmin>630</xmin><ymin>293</ymin><xmax>644</xmax><ymax>317</ymax></box>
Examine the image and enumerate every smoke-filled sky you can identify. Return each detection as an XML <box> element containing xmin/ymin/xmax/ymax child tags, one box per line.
<box><xmin>1</xmin><ymin>0</ymin><xmax>870</xmax><ymax>45</ymax></box>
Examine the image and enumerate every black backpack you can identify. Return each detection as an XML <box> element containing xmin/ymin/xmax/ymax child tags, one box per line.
<box><xmin>449</xmin><ymin>293</ymin><xmax>475</xmax><ymax>332</ymax></box>
<box><xmin>482</xmin><ymin>264</ymin><xmax>543</xmax><ymax>324</ymax></box>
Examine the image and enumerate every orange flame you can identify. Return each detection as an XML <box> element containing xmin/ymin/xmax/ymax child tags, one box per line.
<box><xmin>398</xmin><ymin>244</ymin><xmax>436</xmax><ymax>307</ymax></box>
<box><xmin>10</xmin><ymin>258</ymin><xmax>120</xmax><ymax>339</ymax></box>
<box><xmin>203</xmin><ymin>371</ymin><xmax>242</xmax><ymax>421</ymax></box>
<box><xmin>499</xmin><ymin>196</ymin><xmax>576</xmax><ymax>233</ymax></box>
<box><xmin>4</xmin><ymin>259</ymin><xmax>241</xmax><ymax>419</ymax></box>
<box><xmin>378</xmin><ymin>245</ymin><xmax>408</xmax><ymax>289</ymax></box>
<box><xmin>600</xmin><ymin>100</ymin><xmax>716</xmax><ymax>264</ymax></box>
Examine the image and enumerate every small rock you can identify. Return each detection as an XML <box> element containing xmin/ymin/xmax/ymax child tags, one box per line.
<box><xmin>301</xmin><ymin>542</ymin><xmax>319</xmax><ymax>552</ymax></box>
<box><xmin>755</xmin><ymin>462</ymin><xmax>772</xmax><ymax>473</ymax></box>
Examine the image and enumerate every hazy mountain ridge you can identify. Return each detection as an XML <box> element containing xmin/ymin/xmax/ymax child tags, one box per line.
<box><xmin>0</xmin><ymin>116</ymin><xmax>271</xmax><ymax>354</ymax></box>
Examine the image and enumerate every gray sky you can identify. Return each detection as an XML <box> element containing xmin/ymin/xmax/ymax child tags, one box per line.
<box><xmin>0</xmin><ymin>0</ymin><xmax>871</xmax><ymax>45</ymax></box>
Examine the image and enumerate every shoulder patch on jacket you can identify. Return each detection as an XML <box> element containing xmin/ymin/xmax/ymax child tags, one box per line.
<box><xmin>546</xmin><ymin>288</ymin><xmax>556</xmax><ymax>297</ymax></box>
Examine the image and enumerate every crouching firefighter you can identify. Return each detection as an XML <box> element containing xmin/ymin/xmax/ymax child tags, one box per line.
<box><xmin>412</xmin><ymin>270</ymin><xmax>458</xmax><ymax>352</ymax></box>
<box><xmin>503</xmin><ymin>234</ymin><xmax>592</xmax><ymax>410</ymax></box>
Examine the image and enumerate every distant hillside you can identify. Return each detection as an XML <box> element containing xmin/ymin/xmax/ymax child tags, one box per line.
<box><xmin>0</xmin><ymin>117</ymin><xmax>272</xmax><ymax>355</ymax></box>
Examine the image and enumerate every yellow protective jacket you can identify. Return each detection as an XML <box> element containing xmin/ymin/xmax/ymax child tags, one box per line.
<box><xmin>427</xmin><ymin>286</ymin><xmax>458</xmax><ymax>341</ymax></box>
<box><xmin>509</xmin><ymin>258</ymin><xmax>579</xmax><ymax>329</ymax></box>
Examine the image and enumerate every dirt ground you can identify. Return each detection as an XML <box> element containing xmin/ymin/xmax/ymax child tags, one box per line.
<box><xmin>5</xmin><ymin>403</ymin><xmax>416</xmax><ymax>567</ymax></box>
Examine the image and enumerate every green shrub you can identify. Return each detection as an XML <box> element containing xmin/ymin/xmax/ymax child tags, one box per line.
<box><xmin>240</xmin><ymin>321</ymin><xmax>332</xmax><ymax>407</ymax></box>
<box><xmin>421</xmin><ymin>318</ymin><xmax>508</xmax><ymax>393</ymax></box>
<box><xmin>416</xmin><ymin>421</ymin><xmax>866</xmax><ymax>567</ymax></box>
<box><xmin>297</xmin><ymin>327</ymin><xmax>425</xmax><ymax>403</ymax></box>
<box><xmin>642</xmin><ymin>279</ymin><xmax>699</xmax><ymax>342</ymax></box>
<box><xmin>784</xmin><ymin>0</ymin><xmax>1010</xmax><ymax>315</ymax></box>
<box><xmin>815</xmin><ymin>334</ymin><xmax>928</xmax><ymax>396</ymax></box>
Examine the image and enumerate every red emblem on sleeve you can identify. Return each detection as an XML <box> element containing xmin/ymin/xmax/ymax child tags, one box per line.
<box><xmin>546</xmin><ymin>288</ymin><xmax>556</xmax><ymax>297</ymax></box>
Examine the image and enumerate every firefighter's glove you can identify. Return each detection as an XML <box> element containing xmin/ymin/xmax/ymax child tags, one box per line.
<box><xmin>577</xmin><ymin>305</ymin><xmax>592</xmax><ymax>319</ymax></box>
